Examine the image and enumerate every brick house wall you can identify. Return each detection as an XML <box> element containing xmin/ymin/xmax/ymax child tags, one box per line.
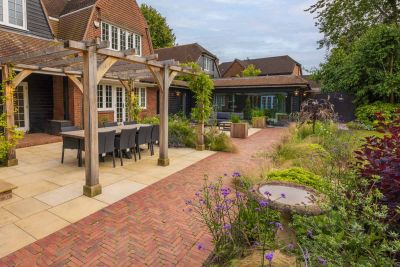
<box><xmin>53</xmin><ymin>76</ymin><xmax>64</xmax><ymax>120</ymax></box>
<box><xmin>98</xmin><ymin>111</ymin><xmax>114</xmax><ymax>124</ymax></box>
<box><xmin>139</xmin><ymin>88</ymin><xmax>158</xmax><ymax>118</ymax></box>
<box><xmin>68</xmin><ymin>81</ymin><xmax>83</xmax><ymax>127</ymax></box>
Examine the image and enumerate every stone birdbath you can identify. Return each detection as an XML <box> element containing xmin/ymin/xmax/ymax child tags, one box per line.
<box><xmin>254</xmin><ymin>181</ymin><xmax>326</xmax><ymax>246</ymax></box>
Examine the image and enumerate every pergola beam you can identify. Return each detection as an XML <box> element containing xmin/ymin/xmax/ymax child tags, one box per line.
<box><xmin>13</xmin><ymin>70</ymin><xmax>33</xmax><ymax>87</ymax></box>
<box><xmin>40</xmin><ymin>56</ymin><xmax>83</xmax><ymax>68</ymax></box>
<box><xmin>96</xmin><ymin>57</ymin><xmax>118</xmax><ymax>85</ymax></box>
<box><xmin>67</xmin><ymin>75</ymin><xmax>83</xmax><ymax>93</ymax></box>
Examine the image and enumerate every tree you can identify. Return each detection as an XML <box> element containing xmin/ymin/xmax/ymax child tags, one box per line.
<box><xmin>241</xmin><ymin>64</ymin><xmax>262</xmax><ymax>77</ymax></box>
<box><xmin>315</xmin><ymin>24</ymin><xmax>400</xmax><ymax>104</ymax></box>
<box><xmin>140</xmin><ymin>4</ymin><xmax>176</xmax><ymax>49</ymax></box>
<box><xmin>307</xmin><ymin>0</ymin><xmax>400</xmax><ymax>49</ymax></box>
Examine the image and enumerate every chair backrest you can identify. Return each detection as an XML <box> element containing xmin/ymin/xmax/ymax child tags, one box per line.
<box><xmin>104</xmin><ymin>122</ymin><xmax>118</xmax><ymax>127</ymax></box>
<box><xmin>98</xmin><ymin>130</ymin><xmax>116</xmax><ymax>154</ymax></box>
<box><xmin>118</xmin><ymin>128</ymin><xmax>137</xmax><ymax>149</ymax></box>
<box><xmin>136</xmin><ymin>126</ymin><xmax>152</xmax><ymax>145</ymax></box>
<box><xmin>151</xmin><ymin>125</ymin><xmax>160</xmax><ymax>142</ymax></box>
<box><xmin>61</xmin><ymin>126</ymin><xmax>79</xmax><ymax>132</ymax></box>
<box><xmin>124</xmin><ymin>121</ymin><xmax>137</xmax><ymax>126</ymax></box>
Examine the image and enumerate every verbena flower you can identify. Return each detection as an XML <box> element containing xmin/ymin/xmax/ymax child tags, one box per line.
<box><xmin>307</xmin><ymin>229</ymin><xmax>314</xmax><ymax>239</ymax></box>
<box><xmin>221</xmin><ymin>187</ymin><xmax>231</xmax><ymax>197</ymax></box>
<box><xmin>265</xmin><ymin>252</ymin><xmax>274</xmax><ymax>263</ymax></box>
<box><xmin>264</xmin><ymin>191</ymin><xmax>272</xmax><ymax>197</ymax></box>
<box><xmin>197</xmin><ymin>243</ymin><xmax>204</xmax><ymax>250</ymax></box>
<box><xmin>259</xmin><ymin>200</ymin><xmax>269</xmax><ymax>208</ymax></box>
<box><xmin>252</xmin><ymin>241</ymin><xmax>260</xmax><ymax>247</ymax></box>
<box><xmin>318</xmin><ymin>256</ymin><xmax>327</xmax><ymax>266</ymax></box>
<box><xmin>287</xmin><ymin>243</ymin><xmax>294</xmax><ymax>250</ymax></box>
<box><xmin>232</xmin><ymin>171</ymin><xmax>241</xmax><ymax>178</ymax></box>
<box><xmin>185</xmin><ymin>200</ymin><xmax>192</xmax><ymax>205</ymax></box>
<box><xmin>274</xmin><ymin>222</ymin><xmax>283</xmax><ymax>231</ymax></box>
<box><xmin>281</xmin><ymin>193</ymin><xmax>286</xmax><ymax>198</ymax></box>
<box><xmin>223</xmin><ymin>223</ymin><xmax>231</xmax><ymax>230</ymax></box>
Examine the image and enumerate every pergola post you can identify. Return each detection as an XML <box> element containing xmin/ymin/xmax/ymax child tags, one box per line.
<box><xmin>82</xmin><ymin>45</ymin><xmax>101</xmax><ymax>197</ymax></box>
<box><xmin>1</xmin><ymin>65</ymin><xmax>17</xmax><ymax>166</ymax></box>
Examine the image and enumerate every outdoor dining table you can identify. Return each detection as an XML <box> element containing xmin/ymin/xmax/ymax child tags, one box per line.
<box><xmin>60</xmin><ymin>124</ymin><xmax>151</xmax><ymax>167</ymax></box>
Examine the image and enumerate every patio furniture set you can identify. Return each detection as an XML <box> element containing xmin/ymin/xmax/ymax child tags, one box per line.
<box><xmin>60</xmin><ymin>122</ymin><xmax>159</xmax><ymax>168</ymax></box>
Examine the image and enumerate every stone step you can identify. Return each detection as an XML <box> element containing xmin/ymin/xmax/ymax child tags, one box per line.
<box><xmin>0</xmin><ymin>180</ymin><xmax>17</xmax><ymax>202</ymax></box>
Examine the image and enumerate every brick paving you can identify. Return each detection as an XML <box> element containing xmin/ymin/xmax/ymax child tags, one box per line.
<box><xmin>17</xmin><ymin>133</ymin><xmax>62</xmax><ymax>148</ymax></box>
<box><xmin>0</xmin><ymin>128</ymin><xmax>287</xmax><ymax>267</ymax></box>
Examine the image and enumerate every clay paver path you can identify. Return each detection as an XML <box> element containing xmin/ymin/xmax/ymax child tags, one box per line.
<box><xmin>0</xmin><ymin>128</ymin><xmax>287</xmax><ymax>267</ymax></box>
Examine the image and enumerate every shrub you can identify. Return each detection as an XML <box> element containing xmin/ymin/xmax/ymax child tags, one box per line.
<box><xmin>230</xmin><ymin>114</ymin><xmax>241</xmax><ymax>123</ymax></box>
<box><xmin>355</xmin><ymin>110</ymin><xmax>400</xmax><ymax>224</ymax></box>
<box><xmin>346</xmin><ymin>121</ymin><xmax>372</xmax><ymax>131</ymax></box>
<box><xmin>266</xmin><ymin>167</ymin><xmax>327</xmax><ymax>192</ymax></box>
<box><xmin>168</xmin><ymin>115</ymin><xmax>196</xmax><ymax>148</ymax></box>
<box><xmin>251</xmin><ymin>109</ymin><xmax>265</xmax><ymax>118</ymax></box>
<box><xmin>184</xmin><ymin>174</ymin><xmax>280</xmax><ymax>266</ymax></box>
<box><xmin>299</xmin><ymin>99</ymin><xmax>335</xmax><ymax>133</ymax></box>
<box><xmin>243</xmin><ymin>98</ymin><xmax>252</xmax><ymax>120</ymax></box>
<box><xmin>355</xmin><ymin>102</ymin><xmax>400</xmax><ymax>127</ymax></box>
<box><xmin>140</xmin><ymin>116</ymin><xmax>160</xmax><ymax>125</ymax></box>
<box><xmin>204</xmin><ymin>127</ymin><xmax>237</xmax><ymax>152</ymax></box>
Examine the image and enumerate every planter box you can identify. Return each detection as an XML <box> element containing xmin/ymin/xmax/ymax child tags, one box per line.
<box><xmin>252</xmin><ymin>116</ymin><xmax>266</xmax><ymax>128</ymax></box>
<box><xmin>230</xmin><ymin>123</ymin><xmax>248</xmax><ymax>139</ymax></box>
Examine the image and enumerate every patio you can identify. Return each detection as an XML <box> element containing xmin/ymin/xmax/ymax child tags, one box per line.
<box><xmin>0</xmin><ymin>142</ymin><xmax>215</xmax><ymax>258</ymax></box>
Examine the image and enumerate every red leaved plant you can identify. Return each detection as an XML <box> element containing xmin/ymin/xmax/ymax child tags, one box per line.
<box><xmin>355</xmin><ymin>110</ymin><xmax>400</xmax><ymax>223</ymax></box>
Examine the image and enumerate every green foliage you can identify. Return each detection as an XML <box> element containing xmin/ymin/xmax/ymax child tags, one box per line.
<box><xmin>242</xmin><ymin>97</ymin><xmax>252</xmax><ymax>120</ymax></box>
<box><xmin>251</xmin><ymin>109</ymin><xmax>265</xmax><ymax>118</ymax></box>
<box><xmin>241</xmin><ymin>64</ymin><xmax>262</xmax><ymax>77</ymax></box>
<box><xmin>126</xmin><ymin>81</ymin><xmax>142</xmax><ymax>122</ymax></box>
<box><xmin>140</xmin><ymin>115</ymin><xmax>160</xmax><ymax>125</ymax></box>
<box><xmin>346</xmin><ymin>120</ymin><xmax>372</xmax><ymax>131</ymax></box>
<box><xmin>266</xmin><ymin>167</ymin><xmax>327</xmax><ymax>192</ymax></box>
<box><xmin>168</xmin><ymin>115</ymin><xmax>196</xmax><ymax>148</ymax></box>
<box><xmin>355</xmin><ymin>102</ymin><xmax>400</xmax><ymax>127</ymax></box>
<box><xmin>204</xmin><ymin>127</ymin><xmax>237</xmax><ymax>152</ymax></box>
<box><xmin>315</xmin><ymin>24</ymin><xmax>400</xmax><ymax>104</ymax></box>
<box><xmin>230</xmin><ymin>114</ymin><xmax>241</xmax><ymax>123</ymax></box>
<box><xmin>189</xmin><ymin>75</ymin><xmax>214</xmax><ymax>124</ymax></box>
<box><xmin>307</xmin><ymin>0</ymin><xmax>400</xmax><ymax>49</ymax></box>
<box><xmin>140</xmin><ymin>4</ymin><xmax>176</xmax><ymax>49</ymax></box>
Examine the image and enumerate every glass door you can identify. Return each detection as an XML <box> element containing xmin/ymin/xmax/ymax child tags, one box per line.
<box><xmin>14</xmin><ymin>83</ymin><xmax>29</xmax><ymax>132</ymax></box>
<box><xmin>115</xmin><ymin>87</ymin><xmax>125</xmax><ymax>123</ymax></box>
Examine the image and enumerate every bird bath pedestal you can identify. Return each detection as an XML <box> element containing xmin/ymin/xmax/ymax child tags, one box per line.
<box><xmin>255</xmin><ymin>181</ymin><xmax>325</xmax><ymax>246</ymax></box>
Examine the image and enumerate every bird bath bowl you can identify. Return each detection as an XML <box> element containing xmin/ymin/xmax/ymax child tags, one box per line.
<box><xmin>254</xmin><ymin>181</ymin><xmax>326</xmax><ymax>246</ymax></box>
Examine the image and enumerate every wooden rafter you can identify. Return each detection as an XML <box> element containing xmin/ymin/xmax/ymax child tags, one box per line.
<box><xmin>96</xmin><ymin>57</ymin><xmax>118</xmax><ymax>84</ymax></box>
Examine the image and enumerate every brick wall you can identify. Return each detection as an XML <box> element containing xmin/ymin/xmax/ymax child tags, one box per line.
<box><xmin>85</xmin><ymin>0</ymin><xmax>153</xmax><ymax>55</ymax></box>
<box><xmin>139</xmin><ymin>87</ymin><xmax>157</xmax><ymax>118</ymax></box>
<box><xmin>68</xmin><ymin>81</ymin><xmax>83</xmax><ymax>128</ymax></box>
<box><xmin>222</xmin><ymin>61</ymin><xmax>244</xmax><ymax>78</ymax></box>
<box><xmin>53</xmin><ymin>76</ymin><xmax>64</xmax><ymax>120</ymax></box>
<box><xmin>98</xmin><ymin>111</ymin><xmax>114</xmax><ymax>124</ymax></box>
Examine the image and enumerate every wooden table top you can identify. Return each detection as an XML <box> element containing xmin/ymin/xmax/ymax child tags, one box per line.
<box><xmin>60</xmin><ymin>124</ymin><xmax>151</xmax><ymax>139</ymax></box>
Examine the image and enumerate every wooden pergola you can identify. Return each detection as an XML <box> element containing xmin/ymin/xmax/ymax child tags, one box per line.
<box><xmin>0</xmin><ymin>39</ymin><xmax>195</xmax><ymax>197</ymax></box>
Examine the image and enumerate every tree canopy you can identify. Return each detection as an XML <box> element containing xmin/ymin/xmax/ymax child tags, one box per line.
<box><xmin>241</xmin><ymin>64</ymin><xmax>262</xmax><ymax>77</ymax></box>
<box><xmin>314</xmin><ymin>24</ymin><xmax>400</xmax><ymax>104</ymax></box>
<box><xmin>307</xmin><ymin>0</ymin><xmax>400</xmax><ymax>49</ymax></box>
<box><xmin>140</xmin><ymin>4</ymin><xmax>176</xmax><ymax>49</ymax></box>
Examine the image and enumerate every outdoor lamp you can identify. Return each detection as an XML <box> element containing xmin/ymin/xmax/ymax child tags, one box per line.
<box><xmin>294</xmin><ymin>90</ymin><xmax>299</xmax><ymax>96</ymax></box>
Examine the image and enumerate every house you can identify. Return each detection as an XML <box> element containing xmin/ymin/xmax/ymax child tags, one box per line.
<box><xmin>0</xmin><ymin>0</ymin><xmax>158</xmax><ymax>133</ymax></box>
<box><xmin>219</xmin><ymin>55</ymin><xmax>303</xmax><ymax>78</ymax></box>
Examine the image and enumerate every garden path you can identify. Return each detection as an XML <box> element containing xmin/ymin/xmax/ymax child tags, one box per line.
<box><xmin>0</xmin><ymin>128</ymin><xmax>287</xmax><ymax>266</ymax></box>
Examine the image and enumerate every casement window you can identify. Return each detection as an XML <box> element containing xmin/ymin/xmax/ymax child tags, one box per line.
<box><xmin>203</xmin><ymin>56</ymin><xmax>214</xmax><ymax>71</ymax></box>
<box><xmin>0</xmin><ymin>0</ymin><xmax>27</xmax><ymax>29</ymax></box>
<box><xmin>101</xmin><ymin>21</ymin><xmax>142</xmax><ymax>55</ymax></box>
<box><xmin>134</xmin><ymin>88</ymin><xmax>147</xmax><ymax>109</ymax></box>
<box><xmin>97</xmin><ymin>85</ymin><xmax>114</xmax><ymax>110</ymax></box>
<box><xmin>261</xmin><ymin>96</ymin><xmax>277</xmax><ymax>110</ymax></box>
<box><xmin>214</xmin><ymin>95</ymin><xmax>225</xmax><ymax>107</ymax></box>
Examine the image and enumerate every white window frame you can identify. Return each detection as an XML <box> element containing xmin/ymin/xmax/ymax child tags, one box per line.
<box><xmin>0</xmin><ymin>0</ymin><xmax>27</xmax><ymax>30</ymax></box>
<box><xmin>261</xmin><ymin>96</ymin><xmax>276</xmax><ymax>110</ymax></box>
<box><xmin>97</xmin><ymin>84</ymin><xmax>114</xmax><ymax>111</ymax></box>
<box><xmin>100</xmin><ymin>21</ymin><xmax>142</xmax><ymax>55</ymax></box>
<box><xmin>135</xmin><ymin>87</ymin><xmax>147</xmax><ymax>109</ymax></box>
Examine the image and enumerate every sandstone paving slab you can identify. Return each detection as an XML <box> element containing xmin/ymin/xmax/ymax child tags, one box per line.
<box><xmin>94</xmin><ymin>180</ymin><xmax>147</xmax><ymax>204</ymax></box>
<box><xmin>0</xmin><ymin>224</ymin><xmax>35</xmax><ymax>258</ymax></box>
<box><xmin>34</xmin><ymin>182</ymin><xmax>83</xmax><ymax>206</ymax></box>
<box><xmin>0</xmin><ymin>208</ymin><xmax>19</xmax><ymax>227</ymax></box>
<box><xmin>3</xmin><ymin>198</ymin><xmax>50</xmax><ymax>219</ymax></box>
<box><xmin>13</xmin><ymin>180</ymin><xmax>59</xmax><ymax>198</ymax></box>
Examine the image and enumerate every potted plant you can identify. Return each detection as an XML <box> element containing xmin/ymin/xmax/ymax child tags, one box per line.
<box><xmin>230</xmin><ymin>114</ymin><xmax>248</xmax><ymax>138</ymax></box>
<box><xmin>251</xmin><ymin>109</ymin><xmax>266</xmax><ymax>128</ymax></box>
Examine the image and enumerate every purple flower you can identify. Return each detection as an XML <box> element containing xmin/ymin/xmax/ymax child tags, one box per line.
<box><xmin>223</xmin><ymin>223</ymin><xmax>231</xmax><ymax>230</ymax></box>
<box><xmin>259</xmin><ymin>200</ymin><xmax>269</xmax><ymax>208</ymax></box>
<box><xmin>197</xmin><ymin>243</ymin><xmax>204</xmax><ymax>250</ymax></box>
<box><xmin>280</xmin><ymin>193</ymin><xmax>286</xmax><ymax>199</ymax></box>
<box><xmin>287</xmin><ymin>243</ymin><xmax>294</xmax><ymax>250</ymax></box>
<box><xmin>185</xmin><ymin>200</ymin><xmax>192</xmax><ymax>205</ymax></box>
<box><xmin>318</xmin><ymin>256</ymin><xmax>327</xmax><ymax>266</ymax></box>
<box><xmin>215</xmin><ymin>205</ymin><xmax>223</xmax><ymax>212</ymax></box>
<box><xmin>264</xmin><ymin>191</ymin><xmax>272</xmax><ymax>197</ymax></box>
<box><xmin>265</xmin><ymin>252</ymin><xmax>274</xmax><ymax>262</ymax></box>
<box><xmin>255</xmin><ymin>207</ymin><xmax>261</xmax><ymax>212</ymax></box>
<box><xmin>252</xmin><ymin>241</ymin><xmax>260</xmax><ymax>247</ymax></box>
<box><xmin>236</xmin><ymin>192</ymin><xmax>242</xmax><ymax>198</ymax></box>
<box><xmin>307</xmin><ymin>229</ymin><xmax>314</xmax><ymax>239</ymax></box>
<box><xmin>199</xmin><ymin>199</ymin><xmax>206</xmax><ymax>205</ymax></box>
<box><xmin>232</xmin><ymin>171</ymin><xmax>241</xmax><ymax>178</ymax></box>
<box><xmin>274</xmin><ymin>222</ymin><xmax>284</xmax><ymax>231</ymax></box>
<box><xmin>195</xmin><ymin>191</ymin><xmax>200</xmax><ymax>197</ymax></box>
<box><xmin>221</xmin><ymin>187</ymin><xmax>231</xmax><ymax>197</ymax></box>
<box><xmin>224</xmin><ymin>173</ymin><xmax>228</xmax><ymax>176</ymax></box>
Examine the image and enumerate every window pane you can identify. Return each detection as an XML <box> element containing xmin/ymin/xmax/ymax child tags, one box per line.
<box><xmin>101</xmin><ymin>22</ymin><xmax>109</xmax><ymax>42</ymax></box>
<box><xmin>97</xmin><ymin>85</ymin><xmax>103</xmax><ymax>108</ymax></box>
<box><xmin>111</xmin><ymin>26</ymin><xmax>118</xmax><ymax>50</ymax></box>
<box><xmin>120</xmin><ymin>30</ymin><xmax>126</xmax><ymax>51</ymax></box>
<box><xmin>128</xmin><ymin>33</ymin><xmax>134</xmax><ymax>49</ymax></box>
<box><xmin>116</xmin><ymin>87</ymin><xmax>123</xmax><ymax>123</ymax></box>
<box><xmin>135</xmin><ymin>35</ymin><xmax>141</xmax><ymax>55</ymax></box>
<box><xmin>105</xmin><ymin>85</ymin><xmax>112</xmax><ymax>108</ymax></box>
<box><xmin>140</xmin><ymin>88</ymin><xmax>146</xmax><ymax>107</ymax></box>
<box><xmin>0</xmin><ymin>0</ymin><xmax>3</xmax><ymax>22</ymax></box>
<box><xmin>8</xmin><ymin>0</ymin><xmax>24</xmax><ymax>26</ymax></box>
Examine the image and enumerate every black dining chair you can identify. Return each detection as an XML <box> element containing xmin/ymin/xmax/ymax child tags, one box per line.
<box><xmin>61</xmin><ymin>126</ymin><xmax>81</xmax><ymax>165</ymax></box>
<box><xmin>150</xmin><ymin>125</ymin><xmax>160</xmax><ymax>156</ymax></box>
<box><xmin>115</xmin><ymin>128</ymin><xmax>137</xmax><ymax>166</ymax></box>
<box><xmin>98</xmin><ymin>130</ymin><xmax>116</xmax><ymax>168</ymax></box>
<box><xmin>136</xmin><ymin>126</ymin><xmax>152</xmax><ymax>160</ymax></box>
<box><xmin>103</xmin><ymin>122</ymin><xmax>118</xmax><ymax>127</ymax></box>
<box><xmin>124</xmin><ymin>121</ymin><xmax>137</xmax><ymax>126</ymax></box>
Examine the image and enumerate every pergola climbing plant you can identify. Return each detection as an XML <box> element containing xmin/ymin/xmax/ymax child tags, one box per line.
<box><xmin>125</xmin><ymin>79</ymin><xmax>142</xmax><ymax>122</ymax></box>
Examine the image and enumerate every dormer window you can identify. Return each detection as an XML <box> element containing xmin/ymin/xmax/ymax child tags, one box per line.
<box><xmin>101</xmin><ymin>21</ymin><xmax>142</xmax><ymax>56</ymax></box>
<box><xmin>0</xmin><ymin>0</ymin><xmax>27</xmax><ymax>29</ymax></box>
<box><xmin>203</xmin><ymin>56</ymin><xmax>214</xmax><ymax>72</ymax></box>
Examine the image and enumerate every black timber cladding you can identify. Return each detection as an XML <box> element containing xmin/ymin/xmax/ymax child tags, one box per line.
<box><xmin>0</xmin><ymin>0</ymin><xmax>53</xmax><ymax>39</ymax></box>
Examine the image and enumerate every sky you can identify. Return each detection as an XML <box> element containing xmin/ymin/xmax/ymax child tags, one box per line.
<box><xmin>137</xmin><ymin>0</ymin><xmax>326</xmax><ymax>72</ymax></box>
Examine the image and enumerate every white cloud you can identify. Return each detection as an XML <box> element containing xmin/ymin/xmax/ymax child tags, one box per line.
<box><xmin>138</xmin><ymin>0</ymin><xmax>325</xmax><ymax>70</ymax></box>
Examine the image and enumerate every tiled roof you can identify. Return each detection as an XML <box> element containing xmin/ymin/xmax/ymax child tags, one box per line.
<box><xmin>155</xmin><ymin>43</ymin><xmax>218</xmax><ymax>63</ymax></box>
<box><xmin>219</xmin><ymin>55</ymin><xmax>301</xmax><ymax>76</ymax></box>
<box><xmin>41</xmin><ymin>0</ymin><xmax>69</xmax><ymax>18</ymax></box>
<box><xmin>60</xmin><ymin>0</ymin><xmax>97</xmax><ymax>16</ymax></box>
<box><xmin>0</xmin><ymin>29</ymin><xmax>56</xmax><ymax>58</ymax></box>
<box><xmin>58</xmin><ymin>6</ymin><xmax>93</xmax><ymax>41</ymax></box>
<box><xmin>213</xmin><ymin>75</ymin><xmax>310</xmax><ymax>88</ymax></box>
<box><xmin>302</xmin><ymin>75</ymin><xmax>321</xmax><ymax>89</ymax></box>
